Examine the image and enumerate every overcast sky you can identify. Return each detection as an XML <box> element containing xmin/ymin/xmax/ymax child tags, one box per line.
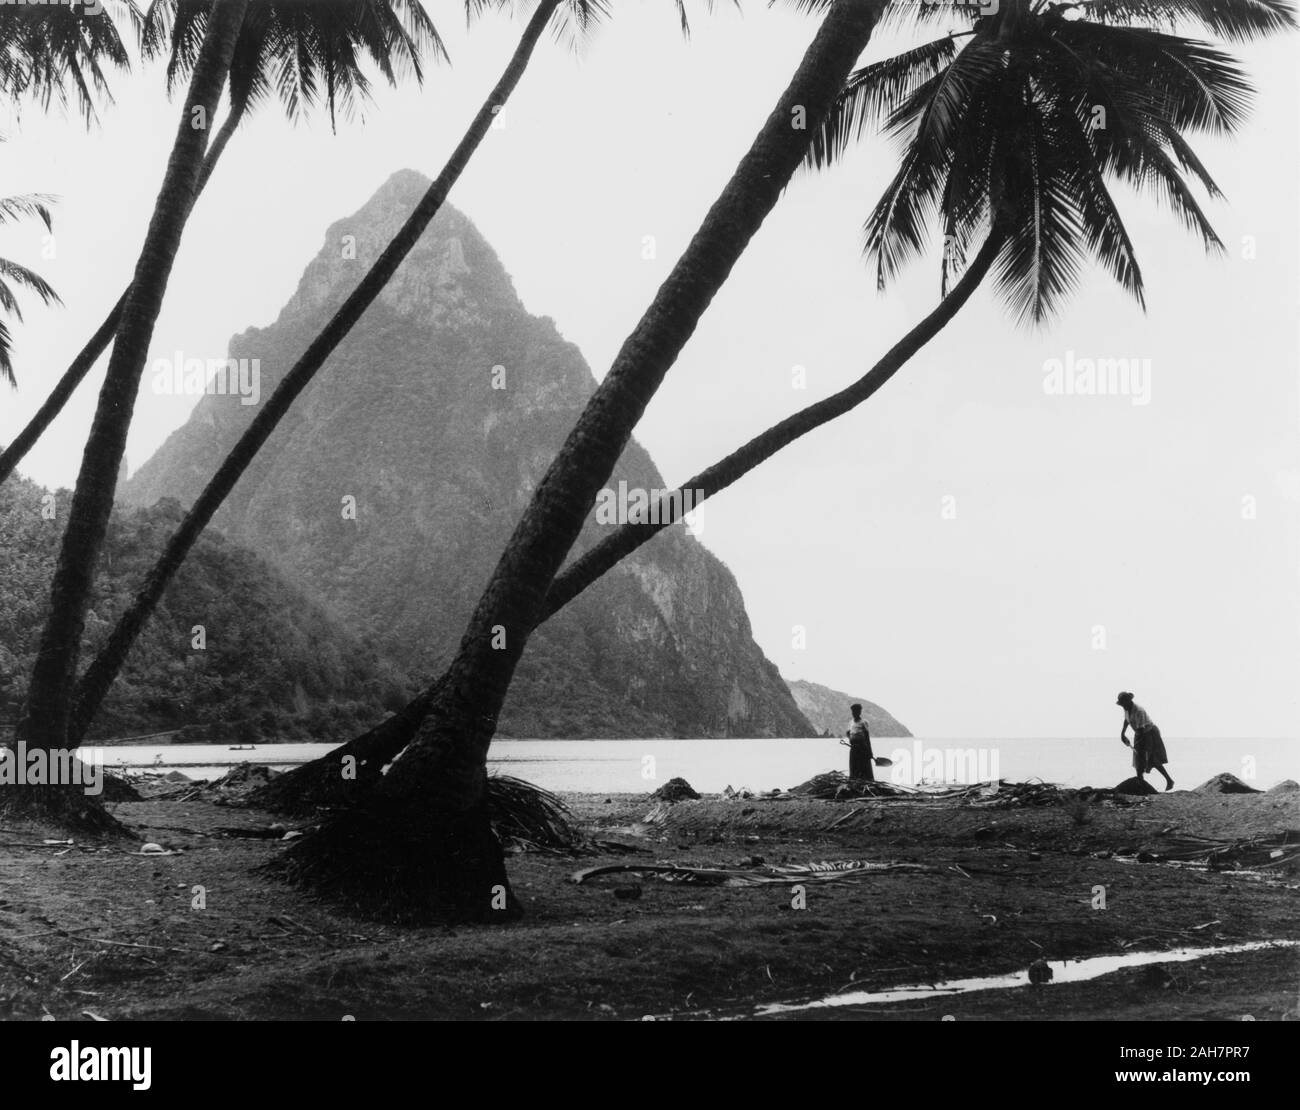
<box><xmin>2</xmin><ymin>2</ymin><xmax>1297</xmax><ymax>739</ymax></box>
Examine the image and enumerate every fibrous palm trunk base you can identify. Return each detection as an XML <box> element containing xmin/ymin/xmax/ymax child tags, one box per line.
<box><xmin>263</xmin><ymin>794</ymin><xmax>523</xmax><ymax>926</ymax></box>
<box><xmin>0</xmin><ymin>783</ymin><xmax>132</xmax><ymax>838</ymax></box>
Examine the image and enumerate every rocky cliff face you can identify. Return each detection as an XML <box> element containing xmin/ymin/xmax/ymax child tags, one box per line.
<box><xmin>785</xmin><ymin>678</ymin><xmax>912</xmax><ymax>738</ymax></box>
<box><xmin>125</xmin><ymin>170</ymin><xmax>815</xmax><ymax>739</ymax></box>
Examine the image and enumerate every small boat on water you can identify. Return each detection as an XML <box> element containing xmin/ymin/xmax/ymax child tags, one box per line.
<box><xmin>228</xmin><ymin>744</ymin><xmax>257</xmax><ymax>751</ymax></box>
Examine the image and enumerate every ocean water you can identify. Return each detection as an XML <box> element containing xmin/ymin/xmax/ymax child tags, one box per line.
<box><xmin>87</xmin><ymin>735</ymin><xmax>1298</xmax><ymax>794</ymax></box>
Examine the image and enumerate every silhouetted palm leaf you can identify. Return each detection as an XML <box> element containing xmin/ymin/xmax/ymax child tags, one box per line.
<box><xmin>142</xmin><ymin>0</ymin><xmax>445</xmax><ymax>125</ymax></box>
<box><xmin>0</xmin><ymin>1</ymin><xmax>139</xmax><ymax>124</ymax></box>
<box><xmin>813</xmin><ymin>0</ymin><xmax>1294</xmax><ymax>323</ymax></box>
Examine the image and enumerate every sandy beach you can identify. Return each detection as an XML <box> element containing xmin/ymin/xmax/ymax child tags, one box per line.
<box><xmin>2</xmin><ymin>775</ymin><xmax>1297</xmax><ymax>1021</ymax></box>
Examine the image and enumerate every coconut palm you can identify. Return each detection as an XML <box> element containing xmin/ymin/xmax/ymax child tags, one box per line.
<box><xmin>0</xmin><ymin>3</ymin><xmax>135</xmax><ymax>392</ymax></box>
<box><xmin>63</xmin><ymin>0</ymin><xmax>736</xmax><ymax>747</ymax></box>
<box><xmin>0</xmin><ymin>193</ymin><xmax>61</xmax><ymax>388</ymax></box>
<box><xmin>535</xmin><ymin>0</ymin><xmax>1297</xmax><ymax>608</ymax></box>
<box><xmin>0</xmin><ymin>1</ymin><xmax>139</xmax><ymax>125</ymax></box>
<box><xmin>272</xmin><ymin>0</ymin><xmax>883</xmax><ymax>923</ymax></box>
<box><xmin>6</xmin><ymin>0</ymin><xmax>250</xmax><ymax>835</ymax></box>
<box><xmin>258</xmin><ymin>0</ymin><xmax>1295</xmax><ymax>823</ymax></box>
<box><xmin>0</xmin><ymin>0</ymin><xmax>444</xmax><ymax>487</ymax></box>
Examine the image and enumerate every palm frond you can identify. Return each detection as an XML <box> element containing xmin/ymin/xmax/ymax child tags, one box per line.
<box><xmin>0</xmin><ymin>2</ymin><xmax>138</xmax><ymax>124</ymax></box>
<box><xmin>0</xmin><ymin>259</ymin><xmax>61</xmax><ymax>310</ymax></box>
<box><xmin>805</xmin><ymin>35</ymin><xmax>960</xmax><ymax>171</ymax></box>
<box><xmin>143</xmin><ymin>1</ymin><xmax>446</xmax><ymax>125</ymax></box>
<box><xmin>1059</xmin><ymin>0</ymin><xmax>1297</xmax><ymax>41</ymax></box>
<box><xmin>0</xmin><ymin>193</ymin><xmax>55</xmax><ymax>231</ymax></box>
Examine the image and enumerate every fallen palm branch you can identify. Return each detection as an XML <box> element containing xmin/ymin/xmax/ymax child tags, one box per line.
<box><xmin>571</xmin><ymin>859</ymin><xmax>937</xmax><ymax>887</ymax></box>
<box><xmin>486</xmin><ymin>774</ymin><xmax>582</xmax><ymax>854</ymax></box>
<box><xmin>1122</xmin><ymin>830</ymin><xmax>1300</xmax><ymax>871</ymax></box>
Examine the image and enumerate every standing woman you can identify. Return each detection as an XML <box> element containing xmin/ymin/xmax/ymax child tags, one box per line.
<box><xmin>1117</xmin><ymin>691</ymin><xmax>1175</xmax><ymax>791</ymax></box>
<box><xmin>846</xmin><ymin>703</ymin><xmax>874</xmax><ymax>782</ymax></box>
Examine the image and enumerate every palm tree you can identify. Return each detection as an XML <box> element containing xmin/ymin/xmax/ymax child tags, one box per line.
<box><xmin>13</xmin><ymin>0</ymin><xmax>252</xmax><ymax>815</ymax></box>
<box><xmin>266</xmin><ymin>0</ymin><xmax>1291</xmax><ymax>843</ymax></box>
<box><xmin>0</xmin><ymin>0</ymin><xmax>444</xmax><ymax>487</ymax></box>
<box><xmin>63</xmin><ymin>0</ymin><xmax>734</xmax><ymax>747</ymax></box>
<box><xmin>273</xmin><ymin>0</ymin><xmax>884</xmax><ymax>923</ymax></box>
<box><xmin>0</xmin><ymin>193</ymin><xmax>61</xmax><ymax>388</ymax></box>
<box><xmin>0</xmin><ymin>3</ymin><xmax>135</xmax><ymax>395</ymax></box>
<box><xmin>0</xmin><ymin>1</ymin><xmax>138</xmax><ymax>125</ymax></box>
<box><xmin>540</xmin><ymin>0</ymin><xmax>1297</xmax><ymax>611</ymax></box>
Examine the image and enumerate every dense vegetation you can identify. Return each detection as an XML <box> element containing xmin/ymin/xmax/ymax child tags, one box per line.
<box><xmin>0</xmin><ymin>473</ymin><xmax>410</xmax><ymax>742</ymax></box>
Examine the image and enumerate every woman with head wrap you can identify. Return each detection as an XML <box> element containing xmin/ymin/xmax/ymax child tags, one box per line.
<box><xmin>1117</xmin><ymin>692</ymin><xmax>1174</xmax><ymax>791</ymax></box>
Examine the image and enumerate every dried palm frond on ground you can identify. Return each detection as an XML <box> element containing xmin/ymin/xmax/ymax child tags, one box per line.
<box><xmin>571</xmin><ymin>858</ymin><xmax>937</xmax><ymax>887</ymax></box>
<box><xmin>1121</xmin><ymin>830</ymin><xmax>1300</xmax><ymax>872</ymax></box>
<box><xmin>487</xmin><ymin>774</ymin><xmax>582</xmax><ymax>854</ymax></box>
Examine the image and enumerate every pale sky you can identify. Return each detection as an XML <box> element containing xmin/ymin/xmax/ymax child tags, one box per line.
<box><xmin>1</xmin><ymin>2</ymin><xmax>1297</xmax><ymax>738</ymax></box>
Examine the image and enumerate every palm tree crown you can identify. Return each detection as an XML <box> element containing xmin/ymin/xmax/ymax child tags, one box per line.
<box><xmin>141</xmin><ymin>0</ymin><xmax>446</xmax><ymax>125</ymax></box>
<box><xmin>808</xmin><ymin>0</ymin><xmax>1296</xmax><ymax>323</ymax></box>
<box><xmin>0</xmin><ymin>1</ymin><xmax>139</xmax><ymax>123</ymax></box>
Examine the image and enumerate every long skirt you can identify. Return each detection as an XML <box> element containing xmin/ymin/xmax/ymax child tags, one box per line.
<box><xmin>1133</xmin><ymin>726</ymin><xmax>1169</xmax><ymax>773</ymax></box>
<box><xmin>849</xmin><ymin>741</ymin><xmax>875</xmax><ymax>781</ymax></box>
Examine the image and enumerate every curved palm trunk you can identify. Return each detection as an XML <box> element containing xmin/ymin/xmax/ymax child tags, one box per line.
<box><xmin>0</xmin><ymin>93</ymin><xmax>250</xmax><ymax>488</ymax></box>
<box><xmin>16</xmin><ymin>0</ymin><xmax>249</xmax><ymax>762</ymax></box>
<box><xmin>276</xmin><ymin>0</ymin><xmax>884</xmax><ymax>923</ymax></box>
<box><xmin>542</xmin><ymin>229</ymin><xmax>1005</xmax><ymax>616</ymax></box>
<box><xmin>67</xmin><ymin>0</ymin><xmax>563</xmax><ymax>746</ymax></box>
<box><xmin>255</xmin><ymin>226</ymin><xmax>1001</xmax><ymax>814</ymax></box>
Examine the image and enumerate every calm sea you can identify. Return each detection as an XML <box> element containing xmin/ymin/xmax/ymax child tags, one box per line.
<box><xmin>86</xmin><ymin>736</ymin><xmax>1298</xmax><ymax>794</ymax></box>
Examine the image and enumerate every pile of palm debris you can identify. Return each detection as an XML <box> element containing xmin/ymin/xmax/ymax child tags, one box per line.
<box><xmin>652</xmin><ymin>777</ymin><xmax>700</xmax><ymax>802</ymax></box>
<box><xmin>789</xmin><ymin>772</ymin><xmax>910</xmax><ymax>800</ymax></box>
<box><xmin>788</xmin><ymin>774</ymin><xmax>1139</xmax><ymax>810</ymax></box>
<box><xmin>201</xmin><ymin>763</ymin><xmax>281</xmax><ymax>806</ymax></box>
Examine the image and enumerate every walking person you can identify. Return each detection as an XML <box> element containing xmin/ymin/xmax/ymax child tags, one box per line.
<box><xmin>1117</xmin><ymin>691</ymin><xmax>1174</xmax><ymax>791</ymax></box>
<box><xmin>846</xmin><ymin>703</ymin><xmax>874</xmax><ymax>782</ymax></box>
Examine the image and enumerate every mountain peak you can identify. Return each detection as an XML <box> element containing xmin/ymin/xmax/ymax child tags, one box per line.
<box><xmin>281</xmin><ymin>171</ymin><xmax>523</xmax><ymax>330</ymax></box>
<box><xmin>123</xmin><ymin>176</ymin><xmax>820</xmax><ymax>739</ymax></box>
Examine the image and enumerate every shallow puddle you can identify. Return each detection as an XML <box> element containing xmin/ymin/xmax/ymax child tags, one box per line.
<box><xmin>751</xmin><ymin>940</ymin><xmax>1300</xmax><ymax>1017</ymax></box>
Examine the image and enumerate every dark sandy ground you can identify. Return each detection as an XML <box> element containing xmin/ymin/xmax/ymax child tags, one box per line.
<box><xmin>1</xmin><ymin>779</ymin><xmax>1297</xmax><ymax>1021</ymax></box>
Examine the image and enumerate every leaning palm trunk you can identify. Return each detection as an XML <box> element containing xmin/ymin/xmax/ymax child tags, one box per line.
<box><xmin>15</xmin><ymin>0</ymin><xmax>250</xmax><ymax>778</ymax></box>
<box><xmin>0</xmin><ymin>92</ymin><xmax>251</xmax><ymax>488</ymax></box>
<box><xmin>273</xmin><ymin>0</ymin><xmax>884</xmax><ymax>923</ymax></box>
<box><xmin>254</xmin><ymin>222</ymin><xmax>1000</xmax><ymax>815</ymax></box>
<box><xmin>66</xmin><ymin>0</ymin><xmax>564</xmax><ymax>746</ymax></box>
<box><xmin>543</xmin><ymin>229</ymin><xmax>1005</xmax><ymax>615</ymax></box>
<box><xmin>247</xmin><ymin>679</ymin><xmax>444</xmax><ymax>814</ymax></box>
